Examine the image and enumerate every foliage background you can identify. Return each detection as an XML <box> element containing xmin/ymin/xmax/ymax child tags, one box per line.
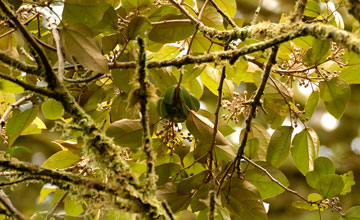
<box><xmin>1</xmin><ymin>0</ymin><xmax>360</xmax><ymax>219</ymax></box>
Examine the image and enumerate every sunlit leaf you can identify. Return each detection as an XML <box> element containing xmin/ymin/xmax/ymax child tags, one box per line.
<box><xmin>64</xmin><ymin>196</ymin><xmax>84</xmax><ymax>216</ymax></box>
<box><xmin>245</xmin><ymin>161</ymin><xmax>289</xmax><ymax>199</ymax></box>
<box><xmin>41</xmin><ymin>99</ymin><xmax>64</xmax><ymax>120</ymax></box>
<box><xmin>316</xmin><ymin>174</ymin><xmax>344</xmax><ymax>198</ymax></box>
<box><xmin>341</xmin><ymin>171</ymin><xmax>355</xmax><ymax>196</ymax></box>
<box><xmin>6</xmin><ymin>105</ymin><xmax>39</xmax><ymax>146</ymax></box>
<box><xmin>319</xmin><ymin>77</ymin><xmax>351</xmax><ymax>119</ymax></box>
<box><xmin>306</xmin><ymin>157</ymin><xmax>335</xmax><ymax>189</ymax></box>
<box><xmin>291</xmin><ymin>128</ymin><xmax>319</xmax><ymax>175</ymax></box>
<box><xmin>42</xmin><ymin>151</ymin><xmax>81</xmax><ymax>169</ymax></box>
<box><xmin>266</xmin><ymin>126</ymin><xmax>293</xmax><ymax>168</ymax></box>
<box><xmin>304</xmin><ymin>91</ymin><xmax>319</xmax><ymax>119</ymax></box>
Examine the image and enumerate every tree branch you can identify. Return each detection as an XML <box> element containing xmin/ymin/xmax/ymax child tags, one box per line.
<box><xmin>235</xmin><ymin>45</ymin><xmax>279</xmax><ymax>174</ymax></box>
<box><xmin>0</xmin><ymin>94</ymin><xmax>34</xmax><ymax>131</ymax></box>
<box><xmin>0</xmin><ymin>157</ymin><xmax>169</xmax><ymax>219</ymax></box>
<box><xmin>291</xmin><ymin>0</ymin><xmax>308</xmax><ymax>22</ymax></box>
<box><xmin>243</xmin><ymin>156</ymin><xmax>308</xmax><ymax>202</ymax></box>
<box><xmin>0</xmin><ymin>51</ymin><xmax>38</xmax><ymax>74</ymax></box>
<box><xmin>137</xmin><ymin>37</ymin><xmax>157</xmax><ymax>192</ymax></box>
<box><xmin>208</xmin><ymin>0</ymin><xmax>238</xmax><ymax>28</ymax></box>
<box><xmin>0</xmin><ymin>190</ymin><xmax>28</xmax><ymax>220</ymax></box>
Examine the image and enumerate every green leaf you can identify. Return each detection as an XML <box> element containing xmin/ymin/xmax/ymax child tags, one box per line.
<box><xmin>127</xmin><ymin>16</ymin><xmax>152</xmax><ymax>40</ymax></box>
<box><xmin>106</xmin><ymin>119</ymin><xmax>144</xmax><ymax>150</ymax></box>
<box><xmin>190</xmin><ymin>184</ymin><xmax>210</xmax><ymax>212</ymax></box>
<box><xmin>177</xmin><ymin>170</ymin><xmax>210</xmax><ymax>194</ymax></box>
<box><xmin>341</xmin><ymin>171</ymin><xmax>355</xmax><ymax>196</ymax></box>
<box><xmin>42</xmin><ymin>151</ymin><xmax>81</xmax><ymax>169</ymax></box>
<box><xmin>201</xmin><ymin>6</ymin><xmax>223</xmax><ymax>30</ymax></box>
<box><xmin>38</xmin><ymin>186</ymin><xmax>57</xmax><ymax>204</ymax></box>
<box><xmin>152</xmin><ymin>45</ymin><xmax>180</xmax><ymax>61</ymax></box>
<box><xmin>228</xmin><ymin>58</ymin><xmax>253</xmax><ymax>84</ymax></box>
<box><xmin>186</xmin><ymin>110</ymin><xmax>232</xmax><ymax>146</ymax></box>
<box><xmin>122</xmin><ymin>0</ymin><xmax>154</xmax><ymax>12</ymax></box>
<box><xmin>0</xmin><ymin>92</ymin><xmax>15</xmax><ymax>114</ymax></box>
<box><xmin>319</xmin><ymin>77</ymin><xmax>351</xmax><ymax>119</ymax></box>
<box><xmin>62</xmin><ymin>24</ymin><xmax>109</xmax><ymax>73</ymax></box>
<box><xmin>291</xmin><ymin>128</ymin><xmax>319</xmax><ymax>175</ymax></box>
<box><xmin>306</xmin><ymin>157</ymin><xmax>335</xmax><ymax>188</ymax></box>
<box><xmin>316</xmin><ymin>174</ymin><xmax>344</xmax><ymax>198</ymax></box>
<box><xmin>0</xmin><ymin>79</ymin><xmax>24</xmax><ymax>94</ymax></box>
<box><xmin>292</xmin><ymin>193</ymin><xmax>325</xmax><ymax>211</ymax></box>
<box><xmin>213</xmin><ymin>0</ymin><xmax>237</xmax><ymax>18</ymax></box>
<box><xmin>112</xmin><ymin>69</ymin><xmax>131</xmax><ymax>93</ymax></box>
<box><xmin>303</xmin><ymin>39</ymin><xmax>331</xmax><ymax>65</ymax></box>
<box><xmin>156</xmin><ymin>182</ymin><xmax>191</xmax><ymax>213</ymax></box>
<box><xmin>342</xmin><ymin>206</ymin><xmax>360</xmax><ymax>220</ymax></box>
<box><xmin>245</xmin><ymin>161</ymin><xmax>289</xmax><ymax>199</ymax></box>
<box><xmin>149</xmin><ymin>68</ymin><xmax>177</xmax><ymax>94</ymax></box>
<box><xmin>304</xmin><ymin>0</ymin><xmax>321</xmax><ymax>17</ymax></box>
<box><xmin>340</xmin><ymin>65</ymin><xmax>360</xmax><ymax>84</ymax></box>
<box><xmin>5</xmin><ymin>146</ymin><xmax>31</xmax><ymax>158</ymax></box>
<box><xmin>201</xmin><ymin>65</ymin><xmax>234</xmax><ymax>97</ymax></box>
<box><xmin>241</xmin><ymin>123</ymin><xmax>270</xmax><ymax>161</ymax></box>
<box><xmin>62</xmin><ymin>0</ymin><xmax>113</xmax><ymax>30</ymax></box>
<box><xmin>41</xmin><ymin>99</ymin><xmax>64</xmax><ymax>120</ymax></box>
<box><xmin>263</xmin><ymin>94</ymin><xmax>289</xmax><ymax>129</ymax></box>
<box><xmin>221</xmin><ymin>178</ymin><xmax>268</xmax><ymax>220</ymax></box>
<box><xmin>149</xmin><ymin>22</ymin><xmax>195</xmax><ymax>44</ymax></box>
<box><xmin>304</xmin><ymin>91</ymin><xmax>319</xmax><ymax>119</ymax></box>
<box><xmin>155</xmin><ymin>163</ymin><xmax>188</xmax><ymax>186</ymax></box>
<box><xmin>64</xmin><ymin>196</ymin><xmax>84</xmax><ymax>216</ymax></box>
<box><xmin>266</xmin><ymin>126</ymin><xmax>293</xmax><ymax>168</ymax></box>
<box><xmin>6</xmin><ymin>105</ymin><xmax>39</xmax><ymax>146</ymax></box>
<box><xmin>21</xmin><ymin>117</ymin><xmax>47</xmax><ymax>135</ymax></box>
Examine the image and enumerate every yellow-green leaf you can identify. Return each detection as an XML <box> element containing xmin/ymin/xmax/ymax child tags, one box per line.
<box><xmin>41</xmin><ymin>99</ymin><xmax>64</xmax><ymax>120</ymax></box>
<box><xmin>319</xmin><ymin>77</ymin><xmax>351</xmax><ymax>119</ymax></box>
<box><xmin>42</xmin><ymin>151</ymin><xmax>81</xmax><ymax>169</ymax></box>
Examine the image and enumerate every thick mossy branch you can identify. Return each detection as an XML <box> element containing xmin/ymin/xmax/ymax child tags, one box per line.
<box><xmin>0</xmin><ymin>1</ymin><xmax>170</xmax><ymax>218</ymax></box>
<box><xmin>108</xmin><ymin>22</ymin><xmax>360</xmax><ymax>70</ymax></box>
<box><xmin>0</xmin><ymin>51</ymin><xmax>38</xmax><ymax>74</ymax></box>
<box><xmin>0</xmin><ymin>72</ymin><xmax>56</xmax><ymax>97</ymax></box>
<box><xmin>0</xmin><ymin>1</ymin><xmax>58</xmax><ymax>90</ymax></box>
<box><xmin>137</xmin><ymin>37</ymin><xmax>157</xmax><ymax>192</ymax></box>
<box><xmin>0</xmin><ymin>157</ymin><xmax>168</xmax><ymax>219</ymax></box>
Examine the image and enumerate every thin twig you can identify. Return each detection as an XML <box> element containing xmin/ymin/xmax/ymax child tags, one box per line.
<box><xmin>168</xmin><ymin>0</ymin><xmax>199</xmax><ymax>25</ymax></box>
<box><xmin>51</xmin><ymin>27</ymin><xmax>64</xmax><ymax>82</ymax></box>
<box><xmin>45</xmin><ymin>169</ymin><xmax>87</xmax><ymax>220</ymax></box>
<box><xmin>63</xmin><ymin>73</ymin><xmax>107</xmax><ymax>83</ymax></box>
<box><xmin>243</xmin><ymin>156</ymin><xmax>308</xmax><ymax>202</ymax></box>
<box><xmin>0</xmin><ymin>190</ymin><xmax>28</xmax><ymax>220</ymax></box>
<box><xmin>151</xmin><ymin>19</ymin><xmax>192</xmax><ymax>25</ymax></box>
<box><xmin>208</xmin><ymin>42</ymin><xmax>230</xmax><ymax>220</ymax></box>
<box><xmin>0</xmin><ymin>13</ymin><xmax>38</xmax><ymax>39</ymax></box>
<box><xmin>251</xmin><ymin>0</ymin><xmax>264</xmax><ymax>25</ymax></box>
<box><xmin>208</xmin><ymin>0</ymin><xmax>238</xmax><ymax>28</ymax></box>
<box><xmin>0</xmin><ymin>94</ymin><xmax>33</xmax><ymax>131</ymax></box>
<box><xmin>234</xmin><ymin>46</ymin><xmax>279</xmax><ymax>174</ymax></box>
